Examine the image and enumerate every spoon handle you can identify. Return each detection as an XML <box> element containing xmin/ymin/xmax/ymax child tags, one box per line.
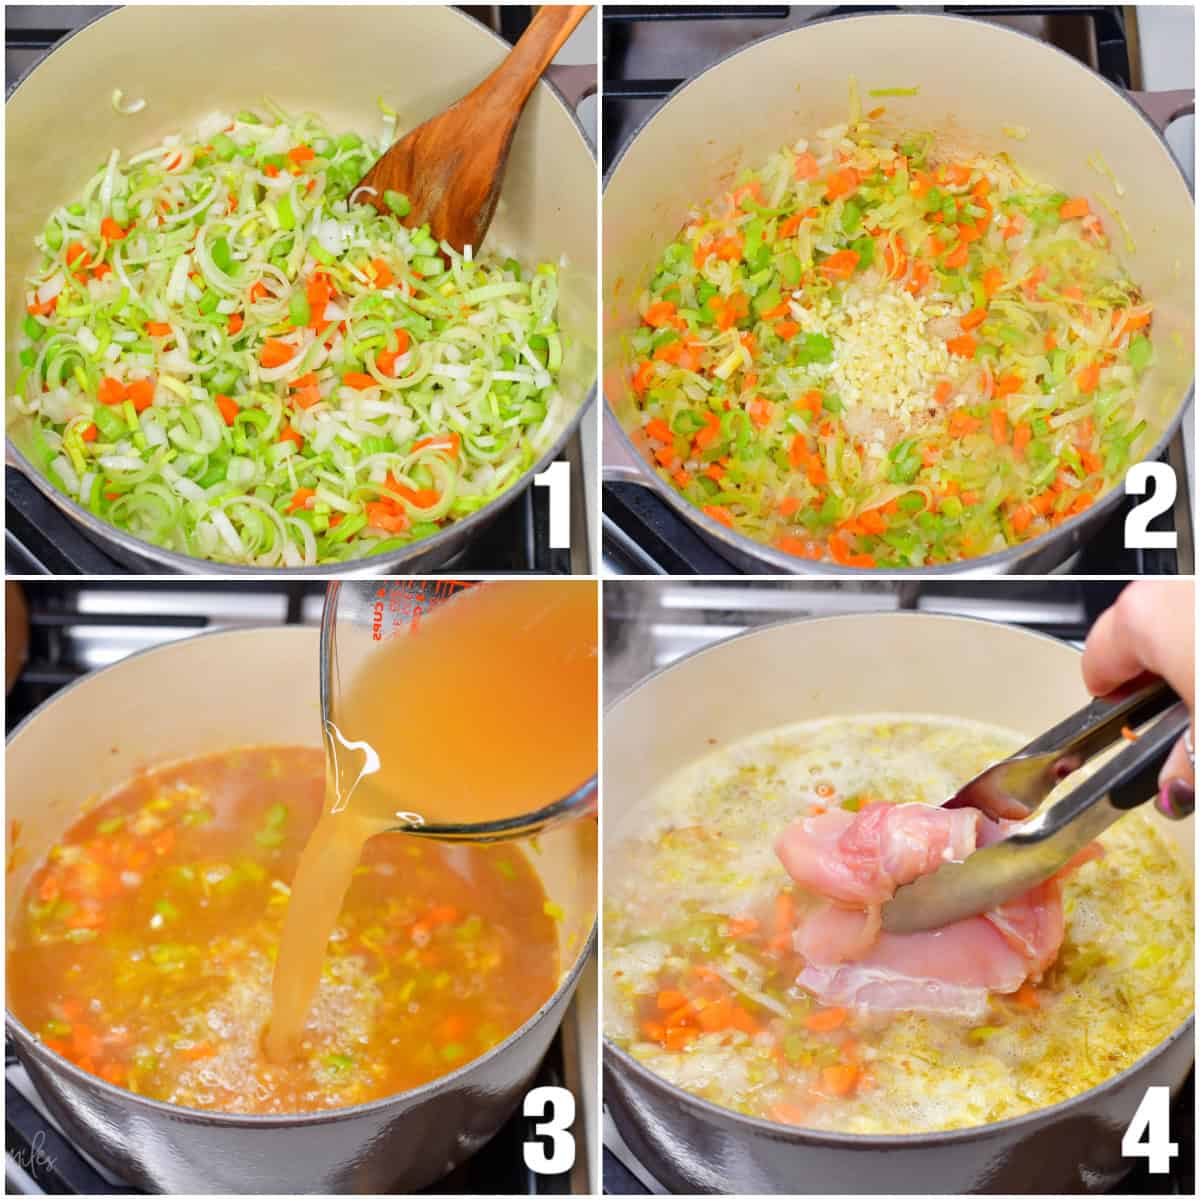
<box><xmin>471</xmin><ymin>6</ymin><xmax>591</xmax><ymax>118</ymax></box>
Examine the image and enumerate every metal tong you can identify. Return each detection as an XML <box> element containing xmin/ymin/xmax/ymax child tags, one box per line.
<box><xmin>881</xmin><ymin>681</ymin><xmax>1191</xmax><ymax>934</ymax></box>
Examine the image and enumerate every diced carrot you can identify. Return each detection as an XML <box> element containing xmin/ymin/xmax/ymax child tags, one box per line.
<box><xmin>363</xmin><ymin>501</ymin><xmax>408</xmax><ymax>533</ymax></box>
<box><xmin>227</xmin><ymin>312</ymin><xmax>244</xmax><ymax>335</ymax></box>
<box><xmin>97</xmin><ymin>377</ymin><xmax>127</xmax><ymax>406</ymax></box>
<box><xmin>287</xmin><ymin>487</ymin><xmax>315</xmax><ymax>513</ymax></box>
<box><xmin>1080</xmin><ymin>449</ymin><xmax>1103</xmax><ymax>475</ymax></box>
<box><xmin>65</xmin><ymin>242</ymin><xmax>90</xmax><ymax>268</ymax></box>
<box><xmin>640</xmin><ymin>1020</ymin><xmax>666</xmax><ymax>1044</ymax></box>
<box><xmin>1059</xmin><ymin>196</ymin><xmax>1090</xmax><ymax>220</ymax></box>
<box><xmin>946</xmin><ymin>333</ymin><xmax>976</xmax><ymax>358</ymax></box>
<box><xmin>819</xmin><ymin>249</ymin><xmax>860</xmax><ymax>281</ymax></box>
<box><xmin>905</xmin><ymin>261</ymin><xmax>931</xmax><ymax>295</ymax></box>
<box><xmin>632</xmin><ymin>360</ymin><xmax>655</xmax><ymax>395</ymax></box>
<box><xmin>982</xmin><ymin>266</ymin><xmax>1005</xmax><ymax>297</ymax></box>
<box><xmin>943</xmin><ymin>241</ymin><xmax>969</xmax><ymax>269</ymax></box>
<box><xmin>126</xmin><ymin>378</ymin><xmax>156</xmax><ymax>412</ymax></box>
<box><xmin>778</xmin><ymin>212</ymin><xmax>805</xmax><ymax>238</ymax></box>
<box><xmin>1013</xmin><ymin>982</ymin><xmax>1041</xmax><ymax>1009</ymax></box>
<box><xmin>703</xmin><ymin>504</ymin><xmax>734</xmax><ymax>528</ymax></box>
<box><xmin>824</xmin><ymin>167</ymin><xmax>859</xmax><ymax>201</ymax></box>
<box><xmin>990</xmin><ymin>407</ymin><xmax>1008</xmax><ymax>445</ymax></box>
<box><xmin>180</xmin><ymin>1042</ymin><xmax>217</xmax><ymax>1061</ymax></box>
<box><xmin>672</xmin><ymin>468</ymin><xmax>691</xmax><ymax>488</ymax></box>
<box><xmin>933</xmin><ymin>379</ymin><xmax>953</xmax><ymax>405</ymax></box>
<box><xmin>829</xmin><ymin>533</ymin><xmax>875</xmax><ymax>569</ymax></box>
<box><xmin>774</xmin><ymin>320</ymin><xmax>800</xmax><ymax>341</ymax></box>
<box><xmin>697</xmin><ymin>998</ymin><xmax>735</xmax><ymax>1031</ymax></box>
<box><xmin>370</xmin><ymin>258</ymin><xmax>394</xmax><ymax>288</ymax></box>
<box><xmin>27</xmin><ymin>295</ymin><xmax>57</xmax><ymax>316</ymax></box>
<box><xmin>778</xmin><ymin>496</ymin><xmax>801</xmax><ymax>517</ymax></box>
<box><xmin>643</xmin><ymin>300</ymin><xmax>678</xmax><ymax>328</ymax></box>
<box><xmin>712</xmin><ymin>236</ymin><xmax>744</xmax><ymax>263</ymax></box>
<box><xmin>37</xmin><ymin>874</ymin><xmax>61</xmax><ymax>903</ymax></box>
<box><xmin>959</xmin><ymin>308</ymin><xmax>987</xmax><ymax>331</ymax></box>
<box><xmin>645</xmin><ymin>418</ymin><xmax>674</xmax><ymax>443</ymax></box>
<box><xmin>665</xmin><ymin>1027</ymin><xmax>697</xmax><ymax>1051</ymax></box>
<box><xmin>1061</xmin><ymin>284</ymin><xmax>1084</xmax><ymax>300</ymax></box>
<box><xmin>821</xmin><ymin>1063</ymin><xmax>860</xmax><ymax>1096</ymax></box>
<box><xmin>1044</xmin><ymin>330</ymin><xmax>1058</xmax><ymax>351</ymax></box>
<box><xmin>259</xmin><ymin>339</ymin><xmax>297</xmax><ymax>368</ymax></box>
<box><xmin>278</xmin><ymin>424</ymin><xmax>303</xmax><ymax>449</ymax></box>
<box><xmin>1011</xmin><ymin>504</ymin><xmax>1034</xmax><ymax>534</ymax></box>
<box><xmin>728</xmin><ymin>1006</ymin><xmax>759</xmax><ymax>1035</ymax></box>
<box><xmin>343</xmin><ymin>371</ymin><xmax>378</xmax><ymax>390</ymax></box>
<box><xmin>1075</xmin><ymin>363</ymin><xmax>1101</xmax><ymax>394</ymax></box>
<box><xmin>793</xmin><ymin>151</ymin><xmax>819</xmax><ymax>180</ymax></box>
<box><xmin>805</xmin><ymin>1006</ymin><xmax>848</xmax><ymax>1033</ymax></box>
<box><xmin>726</xmin><ymin>915</ymin><xmax>759</xmax><ymax>937</ymax></box>
<box><xmin>948</xmin><ymin>410</ymin><xmax>982</xmax><ymax>437</ymax></box>
<box><xmin>100</xmin><ymin>217</ymin><xmax>127</xmax><ymax>241</ymax></box>
<box><xmin>693</xmin><ymin>411</ymin><xmax>722</xmax><ymax>451</ymax></box>
<box><xmin>657</xmin><ymin>989</ymin><xmax>689</xmax><ymax>1012</ymax></box>
<box><xmin>775</xmin><ymin>535</ymin><xmax>822</xmax><ymax>560</ymax></box>
<box><xmin>214</xmin><ymin>393</ymin><xmax>239</xmax><ymax>426</ymax></box>
<box><xmin>748</xmin><ymin>396</ymin><xmax>774</xmax><ymax>428</ymax></box>
<box><xmin>1012</xmin><ymin>422</ymin><xmax>1032</xmax><ymax>458</ymax></box>
<box><xmin>145</xmin><ymin>321</ymin><xmax>172</xmax><ymax>338</ymax></box>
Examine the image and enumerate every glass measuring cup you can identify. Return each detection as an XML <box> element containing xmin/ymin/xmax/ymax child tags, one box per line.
<box><xmin>319</xmin><ymin>579</ymin><xmax>598</xmax><ymax>841</ymax></box>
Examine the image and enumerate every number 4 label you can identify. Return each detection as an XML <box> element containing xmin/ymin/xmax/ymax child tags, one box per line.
<box><xmin>523</xmin><ymin>1085</ymin><xmax>576</xmax><ymax>1174</ymax></box>
<box><xmin>1124</xmin><ymin>462</ymin><xmax>1177</xmax><ymax>550</ymax></box>
<box><xmin>1122</xmin><ymin>1086</ymin><xmax>1178</xmax><ymax>1173</ymax></box>
<box><xmin>534</xmin><ymin>461</ymin><xmax>571</xmax><ymax>549</ymax></box>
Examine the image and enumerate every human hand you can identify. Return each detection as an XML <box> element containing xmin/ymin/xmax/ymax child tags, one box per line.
<box><xmin>1082</xmin><ymin>580</ymin><xmax>1194</xmax><ymax>816</ymax></box>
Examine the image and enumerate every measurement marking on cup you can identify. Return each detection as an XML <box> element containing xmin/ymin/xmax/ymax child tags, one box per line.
<box><xmin>523</xmin><ymin>1085</ymin><xmax>576</xmax><ymax>1174</ymax></box>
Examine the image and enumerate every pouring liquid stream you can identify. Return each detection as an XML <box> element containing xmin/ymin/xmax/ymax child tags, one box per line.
<box><xmin>264</xmin><ymin>581</ymin><xmax>598</xmax><ymax>1064</ymax></box>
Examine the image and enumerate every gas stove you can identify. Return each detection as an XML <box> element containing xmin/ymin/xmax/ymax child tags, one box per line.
<box><xmin>601</xmin><ymin>4</ymin><xmax>1195</xmax><ymax>576</ymax></box>
<box><xmin>4</xmin><ymin>581</ymin><xmax>596</xmax><ymax>1194</ymax></box>
<box><xmin>4</xmin><ymin>5</ymin><xmax>596</xmax><ymax>577</ymax></box>
<box><xmin>601</xmin><ymin>578</ymin><xmax>1195</xmax><ymax>1194</ymax></box>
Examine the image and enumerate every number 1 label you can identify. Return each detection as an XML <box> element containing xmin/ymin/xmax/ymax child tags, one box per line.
<box><xmin>534</xmin><ymin>461</ymin><xmax>571</xmax><ymax>549</ymax></box>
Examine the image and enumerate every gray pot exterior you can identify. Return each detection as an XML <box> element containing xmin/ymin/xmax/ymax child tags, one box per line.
<box><xmin>9</xmin><ymin>969</ymin><xmax>582</xmax><ymax>1193</ymax></box>
<box><xmin>604</xmin><ymin>1017</ymin><xmax>1193</xmax><ymax>1194</ymax></box>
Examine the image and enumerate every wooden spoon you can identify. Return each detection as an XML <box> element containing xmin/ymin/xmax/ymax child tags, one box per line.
<box><xmin>354</xmin><ymin>5</ymin><xmax>591</xmax><ymax>253</ymax></box>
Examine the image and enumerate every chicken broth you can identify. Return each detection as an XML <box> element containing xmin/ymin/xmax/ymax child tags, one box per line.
<box><xmin>604</xmin><ymin>715</ymin><xmax>1193</xmax><ymax>1133</ymax></box>
<box><xmin>265</xmin><ymin>580</ymin><xmax>597</xmax><ymax>1061</ymax></box>
<box><xmin>9</xmin><ymin>747</ymin><xmax>560</xmax><ymax>1113</ymax></box>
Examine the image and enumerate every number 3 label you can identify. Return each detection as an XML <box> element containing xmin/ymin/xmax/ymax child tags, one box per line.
<box><xmin>523</xmin><ymin>1085</ymin><xmax>576</xmax><ymax>1175</ymax></box>
<box><xmin>1122</xmin><ymin>1086</ymin><xmax>1178</xmax><ymax>1173</ymax></box>
<box><xmin>1124</xmin><ymin>462</ymin><xmax>1177</xmax><ymax>550</ymax></box>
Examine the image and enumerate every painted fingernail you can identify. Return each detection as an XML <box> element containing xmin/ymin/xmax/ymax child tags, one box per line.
<box><xmin>1157</xmin><ymin>779</ymin><xmax>1195</xmax><ymax>819</ymax></box>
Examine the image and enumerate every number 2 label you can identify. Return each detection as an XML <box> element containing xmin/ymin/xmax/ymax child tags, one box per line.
<box><xmin>1122</xmin><ymin>1086</ymin><xmax>1178</xmax><ymax>1173</ymax></box>
<box><xmin>523</xmin><ymin>1085</ymin><xmax>576</xmax><ymax>1175</ymax></box>
<box><xmin>1124</xmin><ymin>462</ymin><xmax>1177</xmax><ymax>550</ymax></box>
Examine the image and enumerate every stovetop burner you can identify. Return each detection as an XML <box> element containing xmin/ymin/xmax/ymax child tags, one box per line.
<box><xmin>4</xmin><ymin>5</ymin><xmax>589</xmax><ymax>578</ymax></box>
<box><xmin>601</xmin><ymin>4</ymin><xmax>1193</xmax><ymax>577</ymax></box>
<box><xmin>4</xmin><ymin>581</ymin><xmax>588</xmax><ymax>1195</ymax></box>
<box><xmin>600</xmin><ymin>578</ymin><xmax>1195</xmax><ymax>1194</ymax></box>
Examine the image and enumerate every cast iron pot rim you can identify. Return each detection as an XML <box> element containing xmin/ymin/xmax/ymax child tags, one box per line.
<box><xmin>5</xmin><ymin>623</ymin><xmax>599</xmax><ymax>1128</ymax></box>
<box><xmin>5</xmin><ymin>4</ymin><xmax>597</xmax><ymax>576</ymax></box>
<box><xmin>602</xmin><ymin>609</ymin><xmax>1196</xmax><ymax>1147</ymax></box>
<box><xmin>601</xmin><ymin>9</ymin><xmax>1195</xmax><ymax>577</ymax></box>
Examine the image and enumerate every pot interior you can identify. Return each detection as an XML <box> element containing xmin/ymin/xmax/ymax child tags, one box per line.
<box><xmin>5</xmin><ymin>5</ymin><xmax>597</xmax><ymax>551</ymax></box>
<box><xmin>6</xmin><ymin>626</ymin><xmax>597</xmax><ymax>1013</ymax></box>
<box><xmin>604</xmin><ymin>13</ymin><xmax>1193</xmax><ymax>491</ymax></box>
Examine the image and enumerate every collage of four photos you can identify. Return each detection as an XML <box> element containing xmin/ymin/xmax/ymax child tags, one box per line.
<box><xmin>3</xmin><ymin>2</ymin><xmax>1198</xmax><ymax>1196</ymax></box>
